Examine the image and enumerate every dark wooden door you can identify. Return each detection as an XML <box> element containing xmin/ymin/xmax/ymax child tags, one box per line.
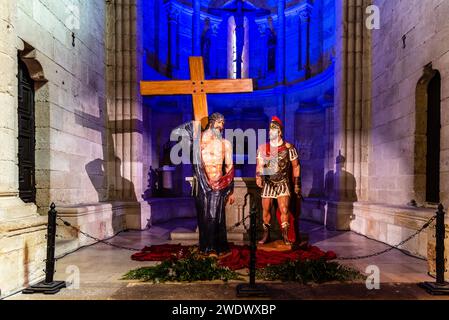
<box><xmin>18</xmin><ymin>59</ymin><xmax>36</xmax><ymax>203</ymax></box>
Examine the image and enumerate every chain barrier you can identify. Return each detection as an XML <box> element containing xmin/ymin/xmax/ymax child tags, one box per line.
<box><xmin>227</xmin><ymin>214</ymin><xmax>251</xmax><ymax>232</ymax></box>
<box><xmin>335</xmin><ymin>215</ymin><xmax>436</xmax><ymax>261</ymax></box>
<box><xmin>57</xmin><ymin>217</ymin><xmax>142</xmax><ymax>253</ymax></box>
<box><xmin>57</xmin><ymin>211</ymin><xmax>437</xmax><ymax>261</ymax></box>
<box><xmin>57</xmin><ymin>212</ymin><xmax>253</xmax><ymax>254</ymax></box>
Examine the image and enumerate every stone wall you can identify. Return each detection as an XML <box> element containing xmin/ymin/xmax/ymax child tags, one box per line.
<box><xmin>14</xmin><ymin>0</ymin><xmax>108</xmax><ymax>208</ymax></box>
<box><xmin>330</xmin><ymin>0</ymin><xmax>449</xmax><ymax>279</ymax></box>
<box><xmin>0</xmin><ymin>0</ymin><xmax>150</xmax><ymax>297</ymax></box>
<box><xmin>369</xmin><ymin>0</ymin><xmax>449</xmax><ymax>207</ymax></box>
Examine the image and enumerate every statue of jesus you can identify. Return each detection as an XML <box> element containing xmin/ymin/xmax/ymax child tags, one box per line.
<box><xmin>172</xmin><ymin>113</ymin><xmax>235</xmax><ymax>257</ymax></box>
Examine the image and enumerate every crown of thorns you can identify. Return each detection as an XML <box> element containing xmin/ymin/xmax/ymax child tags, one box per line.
<box><xmin>208</xmin><ymin>112</ymin><xmax>225</xmax><ymax>124</ymax></box>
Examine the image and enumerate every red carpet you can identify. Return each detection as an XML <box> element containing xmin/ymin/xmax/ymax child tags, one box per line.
<box><xmin>131</xmin><ymin>244</ymin><xmax>337</xmax><ymax>270</ymax></box>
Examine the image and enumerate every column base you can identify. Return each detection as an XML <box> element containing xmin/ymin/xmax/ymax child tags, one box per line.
<box><xmin>325</xmin><ymin>200</ymin><xmax>355</xmax><ymax>231</ymax></box>
<box><xmin>0</xmin><ymin>196</ymin><xmax>38</xmax><ymax>221</ymax></box>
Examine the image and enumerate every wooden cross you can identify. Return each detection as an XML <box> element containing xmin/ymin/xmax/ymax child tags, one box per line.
<box><xmin>140</xmin><ymin>57</ymin><xmax>254</xmax><ymax>128</ymax></box>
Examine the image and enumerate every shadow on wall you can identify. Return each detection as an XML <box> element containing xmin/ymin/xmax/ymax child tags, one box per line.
<box><xmin>324</xmin><ymin>154</ymin><xmax>357</xmax><ymax>201</ymax></box>
<box><xmin>85</xmin><ymin>157</ymin><xmax>137</xmax><ymax>203</ymax></box>
<box><xmin>323</xmin><ymin>151</ymin><xmax>357</xmax><ymax>230</ymax></box>
<box><xmin>74</xmin><ymin>104</ymin><xmax>139</xmax><ymax>203</ymax></box>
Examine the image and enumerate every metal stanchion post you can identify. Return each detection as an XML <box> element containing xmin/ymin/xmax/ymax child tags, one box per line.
<box><xmin>23</xmin><ymin>203</ymin><xmax>66</xmax><ymax>295</ymax></box>
<box><xmin>419</xmin><ymin>204</ymin><xmax>449</xmax><ymax>295</ymax></box>
<box><xmin>236</xmin><ymin>204</ymin><xmax>269</xmax><ymax>297</ymax></box>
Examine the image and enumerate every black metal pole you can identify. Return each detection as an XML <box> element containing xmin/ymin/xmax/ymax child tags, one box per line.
<box><xmin>236</xmin><ymin>204</ymin><xmax>268</xmax><ymax>297</ymax></box>
<box><xmin>419</xmin><ymin>204</ymin><xmax>449</xmax><ymax>295</ymax></box>
<box><xmin>436</xmin><ymin>204</ymin><xmax>446</xmax><ymax>285</ymax></box>
<box><xmin>23</xmin><ymin>203</ymin><xmax>66</xmax><ymax>295</ymax></box>
<box><xmin>249</xmin><ymin>204</ymin><xmax>257</xmax><ymax>286</ymax></box>
<box><xmin>45</xmin><ymin>203</ymin><xmax>57</xmax><ymax>284</ymax></box>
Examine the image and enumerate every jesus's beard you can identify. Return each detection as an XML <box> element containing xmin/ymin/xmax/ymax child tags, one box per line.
<box><xmin>211</xmin><ymin>128</ymin><xmax>223</xmax><ymax>139</ymax></box>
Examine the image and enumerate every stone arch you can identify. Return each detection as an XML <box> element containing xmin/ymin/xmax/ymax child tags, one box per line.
<box><xmin>414</xmin><ymin>63</ymin><xmax>441</xmax><ymax>204</ymax></box>
<box><xmin>19</xmin><ymin>42</ymin><xmax>47</xmax><ymax>89</ymax></box>
<box><xmin>18</xmin><ymin>41</ymin><xmax>51</xmax><ymax>213</ymax></box>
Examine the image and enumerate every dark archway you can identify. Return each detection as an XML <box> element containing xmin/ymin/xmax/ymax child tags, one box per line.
<box><xmin>425</xmin><ymin>71</ymin><xmax>441</xmax><ymax>203</ymax></box>
<box><xmin>415</xmin><ymin>64</ymin><xmax>441</xmax><ymax>204</ymax></box>
<box><xmin>17</xmin><ymin>58</ymin><xmax>36</xmax><ymax>203</ymax></box>
<box><xmin>18</xmin><ymin>41</ymin><xmax>49</xmax><ymax>212</ymax></box>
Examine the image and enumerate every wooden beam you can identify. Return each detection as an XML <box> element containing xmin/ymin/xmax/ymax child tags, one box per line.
<box><xmin>192</xmin><ymin>94</ymin><xmax>209</xmax><ymax>128</ymax></box>
<box><xmin>189</xmin><ymin>56</ymin><xmax>206</xmax><ymax>81</ymax></box>
<box><xmin>203</xmin><ymin>79</ymin><xmax>253</xmax><ymax>94</ymax></box>
<box><xmin>140</xmin><ymin>80</ymin><xmax>193</xmax><ymax>95</ymax></box>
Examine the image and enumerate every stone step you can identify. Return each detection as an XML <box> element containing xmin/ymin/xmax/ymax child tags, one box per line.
<box><xmin>55</xmin><ymin>239</ymin><xmax>81</xmax><ymax>258</ymax></box>
<box><xmin>170</xmin><ymin>230</ymin><xmax>246</xmax><ymax>241</ymax></box>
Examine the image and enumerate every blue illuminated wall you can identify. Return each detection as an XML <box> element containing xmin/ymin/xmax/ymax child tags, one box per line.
<box><xmin>140</xmin><ymin>0</ymin><xmax>336</xmax><ymax>197</ymax></box>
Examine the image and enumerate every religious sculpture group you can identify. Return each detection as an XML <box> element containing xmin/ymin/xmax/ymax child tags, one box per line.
<box><xmin>141</xmin><ymin>57</ymin><xmax>302</xmax><ymax>257</ymax></box>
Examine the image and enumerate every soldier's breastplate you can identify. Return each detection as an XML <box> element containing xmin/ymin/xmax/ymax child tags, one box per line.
<box><xmin>265</xmin><ymin>149</ymin><xmax>290</xmax><ymax>183</ymax></box>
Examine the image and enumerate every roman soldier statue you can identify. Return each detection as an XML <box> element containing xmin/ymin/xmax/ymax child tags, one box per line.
<box><xmin>256</xmin><ymin>116</ymin><xmax>301</xmax><ymax>245</ymax></box>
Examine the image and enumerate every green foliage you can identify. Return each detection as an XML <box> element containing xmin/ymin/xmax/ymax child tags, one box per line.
<box><xmin>122</xmin><ymin>254</ymin><xmax>242</xmax><ymax>283</ymax></box>
<box><xmin>123</xmin><ymin>249</ymin><xmax>364</xmax><ymax>285</ymax></box>
<box><xmin>256</xmin><ymin>259</ymin><xmax>366</xmax><ymax>284</ymax></box>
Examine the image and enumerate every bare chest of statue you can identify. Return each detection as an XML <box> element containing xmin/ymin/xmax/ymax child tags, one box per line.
<box><xmin>201</xmin><ymin>135</ymin><xmax>224</xmax><ymax>182</ymax></box>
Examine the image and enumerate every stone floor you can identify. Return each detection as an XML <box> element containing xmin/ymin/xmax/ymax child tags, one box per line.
<box><xmin>6</xmin><ymin>219</ymin><xmax>448</xmax><ymax>300</ymax></box>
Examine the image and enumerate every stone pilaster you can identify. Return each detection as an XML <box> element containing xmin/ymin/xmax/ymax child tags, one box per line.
<box><xmin>166</xmin><ymin>4</ymin><xmax>179</xmax><ymax>78</ymax></box>
<box><xmin>192</xmin><ymin>0</ymin><xmax>201</xmax><ymax>56</ymax></box>
<box><xmin>0</xmin><ymin>0</ymin><xmax>38</xmax><ymax>220</ymax></box>
<box><xmin>209</xmin><ymin>21</ymin><xmax>220</xmax><ymax>77</ymax></box>
<box><xmin>256</xmin><ymin>21</ymin><xmax>268</xmax><ymax>79</ymax></box>
<box><xmin>276</xmin><ymin>0</ymin><xmax>286</xmax><ymax>84</ymax></box>
<box><xmin>299</xmin><ymin>7</ymin><xmax>312</xmax><ymax>78</ymax></box>
<box><xmin>329</xmin><ymin>0</ymin><xmax>371</xmax><ymax>230</ymax></box>
<box><xmin>0</xmin><ymin>0</ymin><xmax>47</xmax><ymax>298</ymax></box>
<box><xmin>106</xmin><ymin>0</ymin><xmax>149</xmax><ymax>229</ymax></box>
<box><xmin>0</xmin><ymin>0</ymin><xmax>18</xmax><ymax>199</ymax></box>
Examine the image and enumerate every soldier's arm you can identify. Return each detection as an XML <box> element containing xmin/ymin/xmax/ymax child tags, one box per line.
<box><xmin>292</xmin><ymin>158</ymin><xmax>300</xmax><ymax>178</ymax></box>
<box><xmin>287</xmin><ymin>144</ymin><xmax>301</xmax><ymax>194</ymax></box>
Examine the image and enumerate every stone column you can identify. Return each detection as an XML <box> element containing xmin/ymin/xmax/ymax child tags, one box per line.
<box><xmin>276</xmin><ymin>0</ymin><xmax>286</xmax><ymax>84</ymax></box>
<box><xmin>299</xmin><ymin>7</ymin><xmax>312</xmax><ymax>78</ymax></box>
<box><xmin>0</xmin><ymin>0</ymin><xmax>18</xmax><ymax>199</ymax></box>
<box><xmin>275</xmin><ymin>0</ymin><xmax>287</xmax><ymax>126</ymax></box>
<box><xmin>209</xmin><ymin>21</ymin><xmax>220</xmax><ymax>77</ymax></box>
<box><xmin>328</xmin><ymin>0</ymin><xmax>371</xmax><ymax>230</ymax></box>
<box><xmin>167</xmin><ymin>5</ymin><xmax>179</xmax><ymax>78</ymax></box>
<box><xmin>106</xmin><ymin>0</ymin><xmax>149</xmax><ymax>229</ymax></box>
<box><xmin>257</xmin><ymin>22</ymin><xmax>268</xmax><ymax>79</ymax></box>
<box><xmin>192</xmin><ymin>0</ymin><xmax>201</xmax><ymax>56</ymax></box>
<box><xmin>0</xmin><ymin>0</ymin><xmax>37</xmax><ymax>220</ymax></box>
<box><xmin>323</xmin><ymin>102</ymin><xmax>334</xmax><ymax>174</ymax></box>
